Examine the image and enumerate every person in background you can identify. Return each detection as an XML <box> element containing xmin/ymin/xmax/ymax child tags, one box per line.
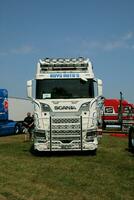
<box><xmin>23</xmin><ymin>112</ymin><xmax>34</xmax><ymax>141</ymax></box>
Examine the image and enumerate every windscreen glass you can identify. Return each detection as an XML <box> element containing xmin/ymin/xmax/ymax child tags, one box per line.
<box><xmin>36</xmin><ymin>79</ymin><xmax>95</xmax><ymax>99</ymax></box>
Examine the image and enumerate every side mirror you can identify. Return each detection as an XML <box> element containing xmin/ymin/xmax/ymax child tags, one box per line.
<box><xmin>27</xmin><ymin>80</ymin><xmax>33</xmax><ymax>99</ymax></box>
<box><xmin>97</xmin><ymin>79</ymin><xmax>103</xmax><ymax>96</ymax></box>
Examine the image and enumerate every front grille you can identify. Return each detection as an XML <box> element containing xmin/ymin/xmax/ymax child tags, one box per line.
<box><xmin>51</xmin><ymin>117</ymin><xmax>81</xmax><ymax>139</ymax></box>
<box><xmin>51</xmin><ymin>124</ymin><xmax>80</xmax><ymax>130</ymax></box>
<box><xmin>52</xmin><ymin>129</ymin><xmax>81</xmax><ymax>135</ymax></box>
<box><xmin>52</xmin><ymin>118</ymin><xmax>80</xmax><ymax>124</ymax></box>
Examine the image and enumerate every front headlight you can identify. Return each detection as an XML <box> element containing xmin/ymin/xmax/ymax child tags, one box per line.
<box><xmin>41</xmin><ymin>103</ymin><xmax>51</xmax><ymax>112</ymax></box>
<box><xmin>79</xmin><ymin>102</ymin><xmax>90</xmax><ymax>111</ymax></box>
<box><xmin>34</xmin><ymin>130</ymin><xmax>46</xmax><ymax>139</ymax></box>
<box><xmin>86</xmin><ymin>131</ymin><xmax>96</xmax><ymax>141</ymax></box>
<box><xmin>86</xmin><ymin>131</ymin><xmax>96</xmax><ymax>137</ymax></box>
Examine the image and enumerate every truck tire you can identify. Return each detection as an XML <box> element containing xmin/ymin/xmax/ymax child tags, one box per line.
<box><xmin>90</xmin><ymin>149</ymin><xmax>97</xmax><ymax>156</ymax></box>
<box><xmin>102</xmin><ymin>121</ymin><xmax>106</xmax><ymax>130</ymax></box>
<box><xmin>128</xmin><ymin>127</ymin><xmax>134</xmax><ymax>152</ymax></box>
<box><xmin>14</xmin><ymin>124</ymin><xmax>20</xmax><ymax>134</ymax></box>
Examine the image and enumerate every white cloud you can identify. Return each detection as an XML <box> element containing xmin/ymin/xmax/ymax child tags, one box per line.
<box><xmin>10</xmin><ymin>45</ymin><xmax>34</xmax><ymax>54</ymax></box>
<box><xmin>103</xmin><ymin>31</ymin><xmax>134</xmax><ymax>51</ymax></box>
<box><xmin>79</xmin><ymin>31</ymin><xmax>134</xmax><ymax>52</ymax></box>
<box><xmin>0</xmin><ymin>45</ymin><xmax>34</xmax><ymax>57</ymax></box>
<box><xmin>122</xmin><ymin>32</ymin><xmax>134</xmax><ymax>41</ymax></box>
<box><xmin>80</xmin><ymin>40</ymin><xmax>125</xmax><ymax>52</ymax></box>
<box><xmin>102</xmin><ymin>40</ymin><xmax>128</xmax><ymax>51</ymax></box>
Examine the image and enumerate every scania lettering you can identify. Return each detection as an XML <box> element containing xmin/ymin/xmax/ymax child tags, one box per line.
<box><xmin>54</xmin><ymin>106</ymin><xmax>77</xmax><ymax>110</ymax></box>
<box><xmin>27</xmin><ymin>57</ymin><xmax>103</xmax><ymax>153</ymax></box>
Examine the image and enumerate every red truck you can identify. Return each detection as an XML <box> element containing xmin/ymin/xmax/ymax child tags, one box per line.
<box><xmin>102</xmin><ymin>98</ymin><xmax>134</xmax><ymax>153</ymax></box>
<box><xmin>102</xmin><ymin>98</ymin><xmax>134</xmax><ymax>131</ymax></box>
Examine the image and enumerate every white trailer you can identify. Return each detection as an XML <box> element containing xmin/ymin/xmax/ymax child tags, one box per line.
<box><xmin>27</xmin><ymin>57</ymin><xmax>103</xmax><ymax>153</ymax></box>
<box><xmin>8</xmin><ymin>97</ymin><xmax>33</xmax><ymax>122</ymax></box>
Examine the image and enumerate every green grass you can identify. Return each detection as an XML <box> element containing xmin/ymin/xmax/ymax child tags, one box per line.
<box><xmin>0</xmin><ymin>134</ymin><xmax>134</xmax><ymax>200</ymax></box>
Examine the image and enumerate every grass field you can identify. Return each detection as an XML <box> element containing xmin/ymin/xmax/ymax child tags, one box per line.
<box><xmin>0</xmin><ymin>134</ymin><xmax>134</xmax><ymax>200</ymax></box>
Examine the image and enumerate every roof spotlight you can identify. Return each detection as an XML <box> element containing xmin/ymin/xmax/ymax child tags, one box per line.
<box><xmin>45</xmin><ymin>58</ymin><xmax>50</xmax><ymax>63</ymax></box>
<box><xmin>58</xmin><ymin>58</ymin><xmax>64</xmax><ymax>63</ymax></box>
<box><xmin>65</xmin><ymin>58</ymin><xmax>70</xmax><ymax>62</ymax></box>
<box><xmin>52</xmin><ymin>59</ymin><xmax>57</xmax><ymax>63</ymax></box>
<box><xmin>78</xmin><ymin>57</ymin><xmax>84</xmax><ymax>62</ymax></box>
<box><xmin>71</xmin><ymin>58</ymin><xmax>77</xmax><ymax>62</ymax></box>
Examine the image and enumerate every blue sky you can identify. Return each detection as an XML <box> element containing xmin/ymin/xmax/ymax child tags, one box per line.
<box><xmin>0</xmin><ymin>0</ymin><xmax>134</xmax><ymax>102</ymax></box>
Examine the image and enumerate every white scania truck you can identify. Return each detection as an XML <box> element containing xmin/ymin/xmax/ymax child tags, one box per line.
<box><xmin>27</xmin><ymin>57</ymin><xmax>103</xmax><ymax>153</ymax></box>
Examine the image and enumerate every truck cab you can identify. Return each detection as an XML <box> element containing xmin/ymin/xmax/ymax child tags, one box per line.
<box><xmin>27</xmin><ymin>57</ymin><xmax>103</xmax><ymax>153</ymax></box>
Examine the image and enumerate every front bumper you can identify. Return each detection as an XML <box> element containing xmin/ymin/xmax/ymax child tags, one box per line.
<box><xmin>34</xmin><ymin>138</ymin><xmax>98</xmax><ymax>152</ymax></box>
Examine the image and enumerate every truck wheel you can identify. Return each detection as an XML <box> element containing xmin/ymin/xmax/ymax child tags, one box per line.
<box><xmin>14</xmin><ymin>124</ymin><xmax>20</xmax><ymax>134</ymax></box>
<box><xmin>90</xmin><ymin>149</ymin><xmax>97</xmax><ymax>156</ymax></box>
<box><xmin>102</xmin><ymin>121</ymin><xmax>106</xmax><ymax>130</ymax></box>
<box><xmin>30</xmin><ymin>144</ymin><xmax>39</xmax><ymax>156</ymax></box>
<box><xmin>128</xmin><ymin>128</ymin><xmax>134</xmax><ymax>152</ymax></box>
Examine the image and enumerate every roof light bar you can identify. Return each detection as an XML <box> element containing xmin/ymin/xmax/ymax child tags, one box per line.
<box><xmin>40</xmin><ymin>57</ymin><xmax>88</xmax><ymax>64</ymax></box>
<box><xmin>39</xmin><ymin>57</ymin><xmax>89</xmax><ymax>71</ymax></box>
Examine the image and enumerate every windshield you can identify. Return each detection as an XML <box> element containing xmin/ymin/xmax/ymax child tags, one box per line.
<box><xmin>36</xmin><ymin>79</ymin><xmax>95</xmax><ymax>99</ymax></box>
